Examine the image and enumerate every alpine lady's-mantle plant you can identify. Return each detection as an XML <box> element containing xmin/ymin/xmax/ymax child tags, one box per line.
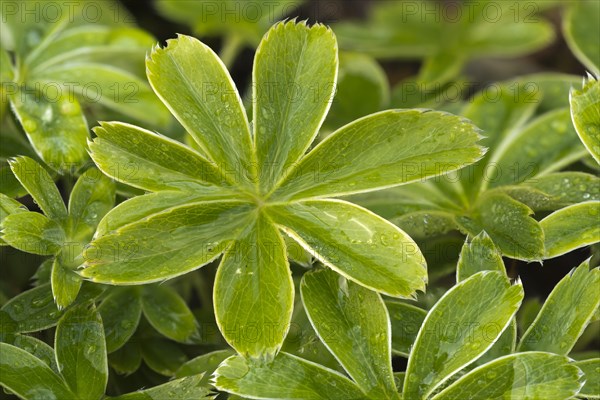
<box><xmin>80</xmin><ymin>20</ymin><xmax>484</xmax><ymax>360</ymax></box>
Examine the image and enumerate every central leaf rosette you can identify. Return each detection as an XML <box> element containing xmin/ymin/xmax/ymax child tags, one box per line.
<box><xmin>80</xmin><ymin>21</ymin><xmax>484</xmax><ymax>360</ymax></box>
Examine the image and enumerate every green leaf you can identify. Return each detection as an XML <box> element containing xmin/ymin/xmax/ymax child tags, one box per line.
<box><xmin>8</xmin><ymin>156</ymin><xmax>67</xmax><ymax>220</ymax></box>
<box><xmin>386</xmin><ymin>301</ymin><xmax>426</xmax><ymax>357</ymax></box>
<box><xmin>456</xmin><ymin>232</ymin><xmax>504</xmax><ymax>282</ymax></box>
<box><xmin>519</xmin><ymin>260</ymin><xmax>600</xmax><ymax>354</ymax></box>
<box><xmin>253</xmin><ymin>21</ymin><xmax>337</xmax><ymax>193</ymax></box>
<box><xmin>332</xmin><ymin>2</ymin><xmax>440</xmax><ymax>59</ymax></box>
<box><xmin>504</xmin><ymin>172</ymin><xmax>600</xmax><ymax>211</ymax></box>
<box><xmin>541</xmin><ymin>201</ymin><xmax>600</xmax><ymax>258</ymax></box>
<box><xmin>325</xmin><ymin>52</ymin><xmax>389</xmax><ymax>130</ymax></box>
<box><xmin>98</xmin><ymin>287</ymin><xmax>142</xmax><ymax>353</ymax></box>
<box><xmin>431</xmin><ymin>352</ymin><xmax>584</xmax><ymax>400</ymax></box>
<box><xmin>0</xmin><ymin>192</ymin><xmax>26</xmax><ymax>245</ymax></box>
<box><xmin>302</xmin><ymin>268</ymin><xmax>398</xmax><ymax>398</ymax></box>
<box><xmin>214</xmin><ymin>214</ymin><xmax>293</xmax><ymax>359</ymax></box>
<box><xmin>473</xmin><ymin>321</ymin><xmax>517</xmax><ymax>368</ymax></box>
<box><xmin>141</xmin><ymin>338</ymin><xmax>187</xmax><ymax>376</ymax></box>
<box><xmin>90</xmin><ymin>122</ymin><xmax>228</xmax><ymax>192</ymax></box>
<box><xmin>392</xmin><ymin>210</ymin><xmax>458</xmax><ymax>240</ymax></box>
<box><xmin>485</xmin><ymin>109</ymin><xmax>585</xmax><ymax>189</ymax></box>
<box><xmin>513</xmin><ymin>73</ymin><xmax>581</xmax><ymax>114</ymax></box>
<box><xmin>55</xmin><ymin>304</ymin><xmax>108</xmax><ymax>400</ymax></box>
<box><xmin>270</xmin><ymin>199</ymin><xmax>427</xmax><ymax>297</ymax></box>
<box><xmin>280</xmin><ymin>294</ymin><xmax>340</xmax><ymax>370</ymax></box>
<box><xmin>2</xmin><ymin>212</ymin><xmax>65</xmax><ymax>255</ymax></box>
<box><xmin>110</xmin><ymin>375</ymin><xmax>213</xmax><ymax>400</ymax></box>
<box><xmin>564</xmin><ymin>1</ymin><xmax>600</xmax><ymax>75</ymax></box>
<box><xmin>108</xmin><ymin>341</ymin><xmax>142</xmax><ymax>376</ymax></box>
<box><xmin>272</xmin><ymin>109</ymin><xmax>484</xmax><ymax>201</ymax></box>
<box><xmin>570</xmin><ymin>75</ymin><xmax>600</xmax><ymax>163</ymax></box>
<box><xmin>146</xmin><ymin>34</ymin><xmax>254</xmax><ymax>186</ymax></box>
<box><xmin>0</xmin><ymin>343</ymin><xmax>75</xmax><ymax>400</ymax></box>
<box><xmin>80</xmin><ymin>201</ymin><xmax>252</xmax><ymax>284</ymax></box>
<box><xmin>28</xmin><ymin>26</ymin><xmax>155</xmax><ymax>73</ymax></box>
<box><xmin>213</xmin><ymin>352</ymin><xmax>366</xmax><ymax>399</ymax></box>
<box><xmin>1</xmin><ymin>284</ymin><xmax>62</xmax><ymax>333</ymax></box>
<box><xmin>1</xmin><ymin>333</ymin><xmax>59</xmax><ymax>373</ymax></box>
<box><xmin>95</xmin><ymin>191</ymin><xmax>210</xmax><ymax>237</ymax></box>
<box><xmin>456</xmin><ymin>192</ymin><xmax>545</xmax><ymax>261</ymax></box>
<box><xmin>9</xmin><ymin>85</ymin><xmax>89</xmax><ymax>172</ymax></box>
<box><xmin>403</xmin><ymin>271</ymin><xmax>524</xmax><ymax>399</ymax></box>
<box><xmin>51</xmin><ymin>258</ymin><xmax>82</xmax><ymax>310</ymax></box>
<box><xmin>575</xmin><ymin>358</ymin><xmax>600</xmax><ymax>398</ymax></box>
<box><xmin>141</xmin><ymin>284</ymin><xmax>197</xmax><ymax>343</ymax></box>
<box><xmin>418</xmin><ymin>50</ymin><xmax>466</xmax><ymax>86</ymax></box>
<box><xmin>176</xmin><ymin>349</ymin><xmax>235</xmax><ymax>380</ymax></box>
<box><xmin>1</xmin><ymin>283</ymin><xmax>103</xmax><ymax>333</ymax></box>
<box><xmin>67</xmin><ymin>168</ymin><xmax>115</xmax><ymax>241</ymax></box>
<box><xmin>34</xmin><ymin>63</ymin><xmax>170</xmax><ymax>128</ymax></box>
<box><xmin>459</xmin><ymin>81</ymin><xmax>539</xmax><ymax>196</ymax></box>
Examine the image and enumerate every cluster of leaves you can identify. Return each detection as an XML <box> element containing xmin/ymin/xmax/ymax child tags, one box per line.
<box><xmin>0</xmin><ymin>1</ymin><xmax>599</xmax><ymax>399</ymax></box>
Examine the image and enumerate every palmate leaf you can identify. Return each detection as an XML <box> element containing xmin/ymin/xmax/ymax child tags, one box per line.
<box><xmin>109</xmin><ymin>341</ymin><xmax>142</xmax><ymax>375</ymax></box>
<box><xmin>270</xmin><ymin>200</ymin><xmax>426</xmax><ymax>298</ymax></box>
<box><xmin>483</xmin><ymin>108</ymin><xmax>585</xmax><ymax>190</ymax></box>
<box><xmin>456</xmin><ymin>233</ymin><xmax>516</xmax><ymax>367</ymax></box>
<box><xmin>253</xmin><ymin>21</ymin><xmax>337</xmax><ymax>193</ymax></box>
<box><xmin>2</xmin><ymin>211</ymin><xmax>64</xmax><ymax>255</ymax></box>
<box><xmin>503</xmin><ymin>172</ymin><xmax>600</xmax><ymax>212</ymax></box>
<box><xmin>85</xmin><ymin>21</ymin><xmax>483</xmax><ymax>363</ymax></box>
<box><xmin>176</xmin><ymin>349</ymin><xmax>235</xmax><ymax>381</ymax></box>
<box><xmin>575</xmin><ymin>358</ymin><xmax>600</xmax><ymax>398</ymax></box>
<box><xmin>51</xmin><ymin>258</ymin><xmax>82</xmax><ymax>310</ymax></box>
<box><xmin>301</xmin><ymin>268</ymin><xmax>398</xmax><ymax>398</ymax></box>
<box><xmin>90</xmin><ymin>122</ymin><xmax>228</xmax><ymax>192</ymax></box>
<box><xmin>0</xmin><ymin>283</ymin><xmax>103</xmax><ymax>334</ymax></box>
<box><xmin>146</xmin><ymin>34</ymin><xmax>255</xmax><ymax>186</ymax></box>
<box><xmin>55</xmin><ymin>304</ymin><xmax>108</xmax><ymax>400</ymax></box>
<box><xmin>570</xmin><ymin>75</ymin><xmax>600</xmax><ymax>163</ymax></box>
<box><xmin>0</xmin><ymin>334</ymin><xmax>59</xmax><ymax>373</ymax></box>
<box><xmin>141</xmin><ymin>337</ymin><xmax>187</xmax><ymax>376</ymax></box>
<box><xmin>98</xmin><ymin>287</ymin><xmax>142</xmax><ymax>353</ymax></box>
<box><xmin>9</xmin><ymin>77</ymin><xmax>88</xmax><ymax>174</ymax></box>
<box><xmin>456</xmin><ymin>231</ymin><xmax>504</xmax><ymax>282</ymax></box>
<box><xmin>272</xmin><ymin>109</ymin><xmax>484</xmax><ymax>201</ymax></box>
<box><xmin>80</xmin><ymin>201</ymin><xmax>253</xmax><ymax>284</ymax></box>
<box><xmin>519</xmin><ymin>260</ymin><xmax>600</xmax><ymax>354</ymax></box>
<box><xmin>213</xmin><ymin>352</ymin><xmax>365</xmax><ymax>399</ymax></box>
<box><xmin>431</xmin><ymin>352</ymin><xmax>584</xmax><ymax>400</ymax></box>
<box><xmin>110</xmin><ymin>374</ymin><xmax>213</xmax><ymax>400</ymax></box>
<box><xmin>141</xmin><ymin>284</ymin><xmax>197</xmax><ymax>343</ymax></box>
<box><xmin>456</xmin><ymin>192</ymin><xmax>545</xmax><ymax>261</ymax></box>
<box><xmin>33</xmin><ymin>63</ymin><xmax>170</xmax><ymax>128</ymax></box>
<box><xmin>0</xmin><ymin>3</ymin><xmax>169</xmax><ymax>172</ymax></box>
<box><xmin>564</xmin><ymin>0</ymin><xmax>600</xmax><ymax>75</ymax></box>
<box><xmin>0</xmin><ymin>343</ymin><xmax>75</xmax><ymax>400</ymax></box>
<box><xmin>8</xmin><ymin>156</ymin><xmax>67</xmax><ymax>220</ymax></box>
<box><xmin>334</xmin><ymin>0</ymin><xmax>553</xmax><ymax>84</ymax></box>
<box><xmin>67</xmin><ymin>167</ymin><xmax>115</xmax><ymax>242</ymax></box>
<box><xmin>403</xmin><ymin>271</ymin><xmax>523</xmax><ymax>399</ymax></box>
<box><xmin>386</xmin><ymin>301</ymin><xmax>426</xmax><ymax>357</ymax></box>
<box><xmin>540</xmin><ymin>201</ymin><xmax>600</xmax><ymax>258</ymax></box>
<box><xmin>214</xmin><ymin>213</ymin><xmax>293</xmax><ymax>360</ymax></box>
